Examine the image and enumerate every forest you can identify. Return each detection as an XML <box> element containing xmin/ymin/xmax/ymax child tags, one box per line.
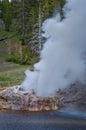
<box><xmin>0</xmin><ymin>0</ymin><xmax>65</xmax><ymax>65</ymax></box>
<box><xmin>0</xmin><ymin>0</ymin><xmax>65</xmax><ymax>88</ymax></box>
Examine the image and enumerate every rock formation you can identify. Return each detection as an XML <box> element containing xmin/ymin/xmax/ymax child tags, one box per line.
<box><xmin>0</xmin><ymin>86</ymin><xmax>59</xmax><ymax>111</ymax></box>
<box><xmin>0</xmin><ymin>82</ymin><xmax>86</xmax><ymax>111</ymax></box>
<box><xmin>55</xmin><ymin>82</ymin><xmax>86</xmax><ymax>108</ymax></box>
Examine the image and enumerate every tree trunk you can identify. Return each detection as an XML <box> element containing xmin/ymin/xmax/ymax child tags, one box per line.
<box><xmin>38</xmin><ymin>1</ymin><xmax>42</xmax><ymax>51</ymax></box>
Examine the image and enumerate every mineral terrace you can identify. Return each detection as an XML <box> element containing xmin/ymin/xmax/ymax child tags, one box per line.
<box><xmin>0</xmin><ymin>86</ymin><xmax>59</xmax><ymax>111</ymax></box>
<box><xmin>0</xmin><ymin>82</ymin><xmax>86</xmax><ymax>111</ymax></box>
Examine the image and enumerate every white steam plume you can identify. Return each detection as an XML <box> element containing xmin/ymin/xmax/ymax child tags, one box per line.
<box><xmin>20</xmin><ymin>0</ymin><xmax>86</xmax><ymax>96</ymax></box>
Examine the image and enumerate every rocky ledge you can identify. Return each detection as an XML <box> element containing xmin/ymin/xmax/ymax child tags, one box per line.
<box><xmin>0</xmin><ymin>86</ymin><xmax>59</xmax><ymax>111</ymax></box>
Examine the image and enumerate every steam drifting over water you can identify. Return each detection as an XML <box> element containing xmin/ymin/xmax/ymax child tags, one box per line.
<box><xmin>20</xmin><ymin>0</ymin><xmax>86</xmax><ymax>96</ymax></box>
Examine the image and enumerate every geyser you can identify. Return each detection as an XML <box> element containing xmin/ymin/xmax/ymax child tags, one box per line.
<box><xmin>20</xmin><ymin>0</ymin><xmax>86</xmax><ymax>96</ymax></box>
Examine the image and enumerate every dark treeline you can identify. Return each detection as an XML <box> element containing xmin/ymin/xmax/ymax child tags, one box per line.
<box><xmin>0</xmin><ymin>0</ymin><xmax>66</xmax><ymax>64</ymax></box>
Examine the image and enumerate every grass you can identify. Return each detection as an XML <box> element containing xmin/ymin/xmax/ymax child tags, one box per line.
<box><xmin>0</xmin><ymin>63</ymin><xmax>32</xmax><ymax>90</ymax></box>
<box><xmin>0</xmin><ymin>27</ymin><xmax>37</xmax><ymax>90</ymax></box>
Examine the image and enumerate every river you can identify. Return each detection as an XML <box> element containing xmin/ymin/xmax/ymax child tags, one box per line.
<box><xmin>0</xmin><ymin>109</ymin><xmax>86</xmax><ymax>130</ymax></box>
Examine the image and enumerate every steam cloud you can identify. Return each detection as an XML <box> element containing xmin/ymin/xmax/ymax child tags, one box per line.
<box><xmin>20</xmin><ymin>0</ymin><xmax>86</xmax><ymax>96</ymax></box>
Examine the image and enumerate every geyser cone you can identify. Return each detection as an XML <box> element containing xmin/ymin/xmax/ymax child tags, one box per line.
<box><xmin>21</xmin><ymin>0</ymin><xmax>86</xmax><ymax>97</ymax></box>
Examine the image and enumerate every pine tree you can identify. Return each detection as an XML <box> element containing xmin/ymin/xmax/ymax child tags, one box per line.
<box><xmin>1</xmin><ymin>0</ymin><xmax>13</xmax><ymax>31</ymax></box>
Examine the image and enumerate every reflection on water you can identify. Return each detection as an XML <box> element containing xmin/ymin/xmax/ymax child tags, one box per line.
<box><xmin>59</xmin><ymin>104</ymin><xmax>86</xmax><ymax>119</ymax></box>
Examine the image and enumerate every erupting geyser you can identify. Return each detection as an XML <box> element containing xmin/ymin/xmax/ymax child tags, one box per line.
<box><xmin>20</xmin><ymin>0</ymin><xmax>86</xmax><ymax>97</ymax></box>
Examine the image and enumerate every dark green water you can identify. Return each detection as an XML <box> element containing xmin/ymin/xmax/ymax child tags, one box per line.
<box><xmin>0</xmin><ymin>110</ymin><xmax>86</xmax><ymax>130</ymax></box>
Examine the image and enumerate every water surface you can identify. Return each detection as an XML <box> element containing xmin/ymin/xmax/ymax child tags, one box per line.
<box><xmin>0</xmin><ymin>109</ymin><xmax>86</xmax><ymax>130</ymax></box>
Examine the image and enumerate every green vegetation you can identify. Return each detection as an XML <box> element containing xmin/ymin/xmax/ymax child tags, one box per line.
<box><xmin>6</xmin><ymin>51</ymin><xmax>39</xmax><ymax>65</ymax></box>
<box><xmin>0</xmin><ymin>0</ymin><xmax>66</xmax><ymax>42</ymax></box>
<box><xmin>0</xmin><ymin>0</ymin><xmax>66</xmax><ymax>89</ymax></box>
<box><xmin>0</xmin><ymin>0</ymin><xmax>66</xmax><ymax>65</ymax></box>
<box><xmin>0</xmin><ymin>63</ymin><xmax>32</xmax><ymax>89</ymax></box>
